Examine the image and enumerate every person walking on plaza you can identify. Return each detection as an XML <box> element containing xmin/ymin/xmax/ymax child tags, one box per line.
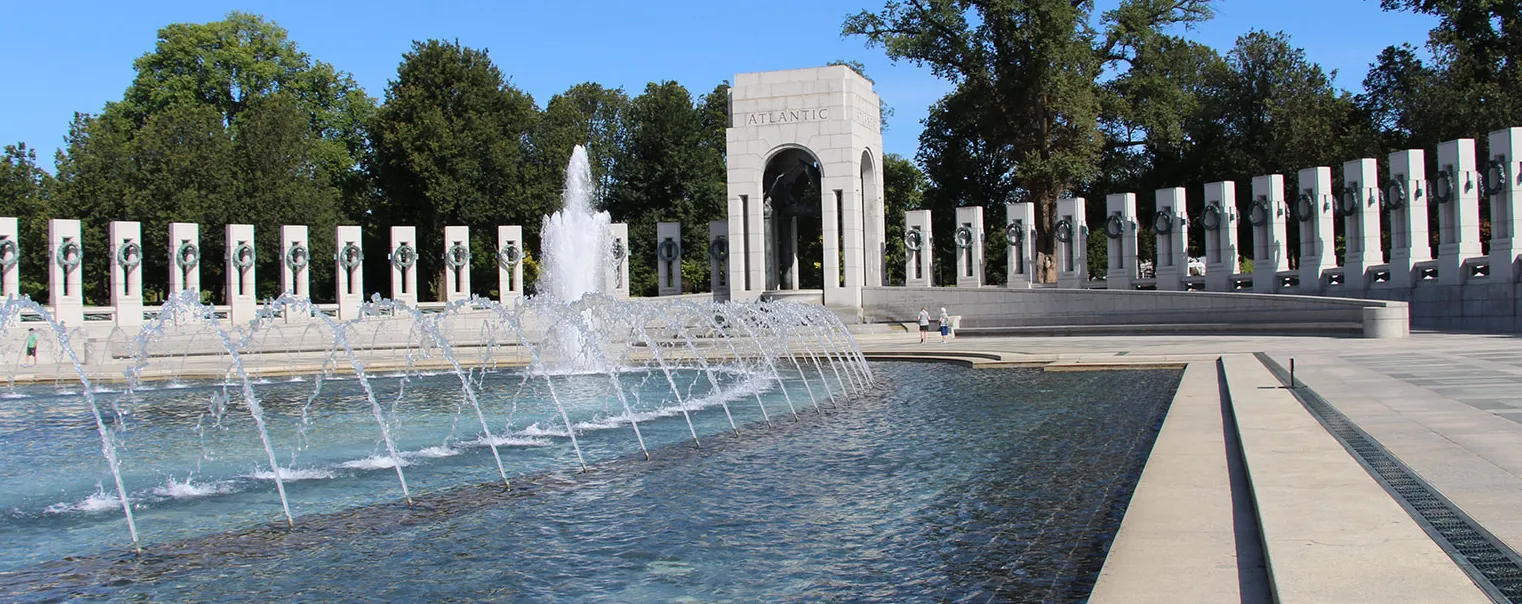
<box><xmin>23</xmin><ymin>328</ymin><xmax>38</xmax><ymax>367</ymax></box>
<box><xmin>917</xmin><ymin>307</ymin><xmax>931</xmax><ymax>343</ymax></box>
<box><xmin>938</xmin><ymin>307</ymin><xmax>952</xmax><ymax>343</ymax></box>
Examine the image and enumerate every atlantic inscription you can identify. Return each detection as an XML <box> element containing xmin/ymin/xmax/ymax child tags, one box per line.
<box><xmin>741</xmin><ymin>108</ymin><xmax>830</xmax><ymax>127</ymax></box>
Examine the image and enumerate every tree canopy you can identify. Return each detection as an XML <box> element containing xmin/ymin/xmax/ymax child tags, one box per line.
<box><xmin>48</xmin><ymin>12</ymin><xmax>374</xmax><ymax>303</ymax></box>
<box><xmin>367</xmin><ymin>39</ymin><xmax>548</xmax><ymax>298</ymax></box>
<box><xmin>845</xmin><ymin>0</ymin><xmax>1217</xmax><ymax>281</ymax></box>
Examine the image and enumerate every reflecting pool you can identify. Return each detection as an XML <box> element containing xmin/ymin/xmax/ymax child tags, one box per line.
<box><xmin>0</xmin><ymin>362</ymin><xmax>1178</xmax><ymax>602</ymax></box>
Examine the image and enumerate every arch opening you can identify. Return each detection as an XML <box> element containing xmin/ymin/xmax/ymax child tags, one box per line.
<box><xmin>762</xmin><ymin>147</ymin><xmax>824</xmax><ymax>290</ymax></box>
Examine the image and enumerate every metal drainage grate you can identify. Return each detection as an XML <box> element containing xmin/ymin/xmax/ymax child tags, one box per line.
<box><xmin>1254</xmin><ymin>352</ymin><xmax>1522</xmax><ymax>602</ymax></box>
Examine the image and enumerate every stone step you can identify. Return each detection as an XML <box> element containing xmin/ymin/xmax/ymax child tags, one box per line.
<box><xmin>827</xmin><ymin>305</ymin><xmax>861</xmax><ymax>325</ymax></box>
<box><xmin>1089</xmin><ymin>362</ymin><xmax>1270</xmax><ymax>603</ymax></box>
<box><xmin>846</xmin><ymin>322</ymin><xmax>899</xmax><ymax>335</ymax></box>
<box><xmin>952</xmin><ymin>322</ymin><xmax>1362</xmax><ymax>337</ymax></box>
<box><xmin>1218</xmin><ymin>354</ymin><xmax>1489</xmax><ymax>604</ymax></box>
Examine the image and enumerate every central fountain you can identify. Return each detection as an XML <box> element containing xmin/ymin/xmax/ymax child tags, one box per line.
<box><xmin>539</xmin><ymin>145</ymin><xmax>612</xmax><ymax>306</ymax></box>
<box><xmin>537</xmin><ymin>145</ymin><xmax>616</xmax><ymax>374</ymax></box>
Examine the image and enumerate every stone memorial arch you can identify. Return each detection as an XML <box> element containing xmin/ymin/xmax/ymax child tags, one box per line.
<box><xmin>725</xmin><ymin>66</ymin><xmax>885</xmax><ymax>309</ymax></box>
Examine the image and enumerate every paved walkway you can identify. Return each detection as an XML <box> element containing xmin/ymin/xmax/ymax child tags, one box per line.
<box><xmin>853</xmin><ymin>330</ymin><xmax>1522</xmax><ymax>563</ymax></box>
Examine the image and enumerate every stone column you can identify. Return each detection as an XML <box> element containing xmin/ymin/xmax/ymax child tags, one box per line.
<box><xmin>1435</xmin><ymin>139</ymin><xmax>1482</xmax><ymax>285</ymax></box>
<box><xmin>954</xmin><ymin>205</ymin><xmax>984</xmax><ymax>288</ymax></box>
<box><xmin>1342</xmin><ymin>159</ymin><xmax>1382</xmax><ymax>291</ymax></box>
<box><xmin>168</xmin><ymin>222</ymin><xmax>201</xmax><ymax>297</ymax></box>
<box><xmin>657</xmin><ymin>221</ymin><xmax>682</xmax><ymax>296</ymax></box>
<box><xmin>609</xmin><ymin>223</ymin><xmax>630</xmax><ymax>299</ymax></box>
<box><xmin>441</xmin><ymin>226</ymin><xmax>471</xmax><ymax>302</ymax></box>
<box><xmin>0</xmin><ymin>217</ymin><xmax>18</xmax><ymax>300</ymax></box>
<box><xmin>224</xmin><ymin>224</ymin><xmax>256</xmax><ymax>324</ymax></box>
<box><xmin>389</xmin><ymin>226</ymin><xmax>418</xmax><ymax>307</ymax></box>
<box><xmin>838</xmin><ymin>185</ymin><xmax>866</xmax><ymax>308</ymax></box>
<box><xmin>709</xmin><ymin>221</ymin><xmax>730</xmax><ymax>300</ymax></box>
<box><xmin>280</xmin><ymin>225</ymin><xmax>310</xmax><ymax>300</ymax></box>
<box><xmin>785</xmin><ymin>215</ymin><xmax>799</xmax><ymax>290</ymax></box>
<box><xmin>108</xmin><ymin>221</ymin><xmax>143</xmax><ymax>327</ymax></box>
<box><xmin>1005</xmin><ymin>203</ymin><xmax>1035</xmax><ymax>289</ymax></box>
<box><xmin>1295</xmin><ymin>167</ymin><xmax>1336</xmax><ymax>294</ymax></box>
<box><xmin>821</xmin><ymin>191</ymin><xmax>841</xmax><ymax>298</ymax></box>
<box><xmin>1250</xmin><ymin>175</ymin><xmax>1289</xmax><ymax>293</ymax></box>
<box><xmin>335</xmin><ymin>225</ymin><xmax>364</xmax><ymax>320</ymax></box>
<box><xmin>496</xmin><ymin>225</ymin><xmax>524</xmax><ymax>305</ymax></box>
<box><xmin>904</xmin><ymin>210</ymin><xmax>933</xmax><ymax>287</ymax></box>
<box><xmin>1486</xmin><ymin>128</ymin><xmax>1522</xmax><ymax>282</ymax></box>
<box><xmin>863</xmin><ymin>167</ymin><xmax>886</xmax><ymax>289</ymax></box>
<box><xmin>1203</xmin><ymin>181</ymin><xmax>1239</xmax><ymax>292</ymax></box>
<box><xmin>1103</xmin><ymin>193</ymin><xmax>1138</xmax><ymax>290</ymax></box>
<box><xmin>48</xmin><ymin>219</ymin><xmax>83</xmax><ymax>327</ymax></box>
<box><xmin>1388</xmin><ymin>150</ymin><xmax>1432</xmax><ymax>289</ymax></box>
<box><xmin>729</xmin><ymin>192</ymin><xmax>766</xmax><ymax>300</ymax></box>
<box><xmin>1153</xmin><ymin>188</ymin><xmax>1189</xmax><ymax>291</ymax></box>
<box><xmin>1056</xmin><ymin>197</ymin><xmax>1088</xmax><ymax>289</ymax></box>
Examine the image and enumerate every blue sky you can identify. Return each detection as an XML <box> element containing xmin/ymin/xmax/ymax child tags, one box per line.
<box><xmin>1</xmin><ymin>1</ymin><xmax>1436</xmax><ymax>170</ymax></box>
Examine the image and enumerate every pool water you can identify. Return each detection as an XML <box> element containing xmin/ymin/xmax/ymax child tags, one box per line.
<box><xmin>0</xmin><ymin>362</ymin><xmax>1179</xmax><ymax>602</ymax></box>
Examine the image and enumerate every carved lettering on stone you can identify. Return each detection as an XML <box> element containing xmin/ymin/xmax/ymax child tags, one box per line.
<box><xmin>742</xmin><ymin>108</ymin><xmax>831</xmax><ymax>127</ymax></box>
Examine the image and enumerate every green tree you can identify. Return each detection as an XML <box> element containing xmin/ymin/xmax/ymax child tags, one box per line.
<box><xmin>845</xmin><ymin>0</ymin><xmax>1217</xmax><ymax>282</ymax></box>
<box><xmin>1378</xmin><ymin>0</ymin><xmax>1522</xmax><ymax>131</ymax></box>
<box><xmin>122</xmin><ymin>11</ymin><xmax>372</xmax><ymax>166</ymax></box>
<box><xmin>227</xmin><ymin>93</ymin><xmax>343</xmax><ymax>297</ymax></box>
<box><xmin>1358</xmin><ymin>44</ymin><xmax>1437</xmax><ymax>151</ymax></box>
<box><xmin>534</xmin><ymin>83</ymin><xmax>631</xmax><ymax>209</ymax></box>
<box><xmin>1197</xmin><ymin>32</ymin><xmax>1376</xmax><ymax>180</ymax></box>
<box><xmin>367</xmin><ymin>39</ymin><xmax>548</xmax><ymax>299</ymax></box>
<box><xmin>54</xmin><ymin>105</ymin><xmax>235</xmax><ymax>304</ymax></box>
<box><xmin>1094</xmin><ymin>31</ymin><xmax>1376</xmax><ymax>260</ymax></box>
<box><xmin>1190</xmin><ymin>31</ymin><xmax>1378</xmax><ymax>261</ymax></box>
<box><xmin>604</xmin><ymin>81</ymin><xmax>727</xmax><ymax>296</ymax></box>
<box><xmin>1</xmin><ymin>144</ymin><xmax>56</xmax><ymax>301</ymax></box>
<box><xmin>51</xmin><ymin>12</ymin><xmax>372</xmax><ymax>303</ymax></box>
<box><xmin>881</xmin><ymin>153</ymin><xmax>926</xmax><ymax>285</ymax></box>
<box><xmin>1364</xmin><ymin>2</ymin><xmax>1522</xmax><ymax>149</ymax></box>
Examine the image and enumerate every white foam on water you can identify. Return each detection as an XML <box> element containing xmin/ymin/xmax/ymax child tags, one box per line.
<box><xmin>468</xmin><ymin>435</ymin><xmax>554</xmax><ymax>448</ymax></box>
<box><xmin>568</xmin><ymin>373</ymin><xmax>772</xmax><ymax>432</ymax></box>
<box><xmin>519</xmin><ymin>423</ymin><xmax>570</xmax><ymax>438</ymax></box>
<box><xmin>339</xmin><ymin>455</ymin><xmax>411</xmax><ymax>470</ymax></box>
<box><xmin>404</xmin><ymin>445</ymin><xmax>460</xmax><ymax>459</ymax></box>
<box><xmin>248</xmin><ymin>467</ymin><xmax>337</xmax><ymax>481</ymax></box>
<box><xmin>573</xmin><ymin>414</ymin><xmax>638</xmax><ymax>432</ymax></box>
<box><xmin>152</xmin><ymin>477</ymin><xmax>235</xmax><ymax>499</ymax></box>
<box><xmin>44</xmin><ymin>490</ymin><xmax>122</xmax><ymax>515</ymax></box>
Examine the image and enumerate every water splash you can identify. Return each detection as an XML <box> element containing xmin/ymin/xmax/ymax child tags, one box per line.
<box><xmin>540</xmin><ymin>145</ymin><xmax>612</xmax><ymax>306</ymax></box>
<box><xmin>539</xmin><ymin>145</ymin><xmax>613</xmax><ymax>374</ymax></box>
<box><xmin>1</xmin><ymin>297</ymin><xmax>141</xmax><ymax>550</ymax></box>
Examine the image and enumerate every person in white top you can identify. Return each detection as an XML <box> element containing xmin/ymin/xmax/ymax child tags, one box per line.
<box><xmin>917</xmin><ymin>307</ymin><xmax>931</xmax><ymax>343</ymax></box>
<box><xmin>938</xmin><ymin>307</ymin><xmax>952</xmax><ymax>343</ymax></box>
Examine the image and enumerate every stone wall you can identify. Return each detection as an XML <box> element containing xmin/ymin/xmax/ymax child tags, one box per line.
<box><xmin>860</xmin><ymin>286</ymin><xmax>1407</xmax><ymax>337</ymax></box>
<box><xmin>1351</xmin><ymin>282</ymin><xmax>1522</xmax><ymax>333</ymax></box>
